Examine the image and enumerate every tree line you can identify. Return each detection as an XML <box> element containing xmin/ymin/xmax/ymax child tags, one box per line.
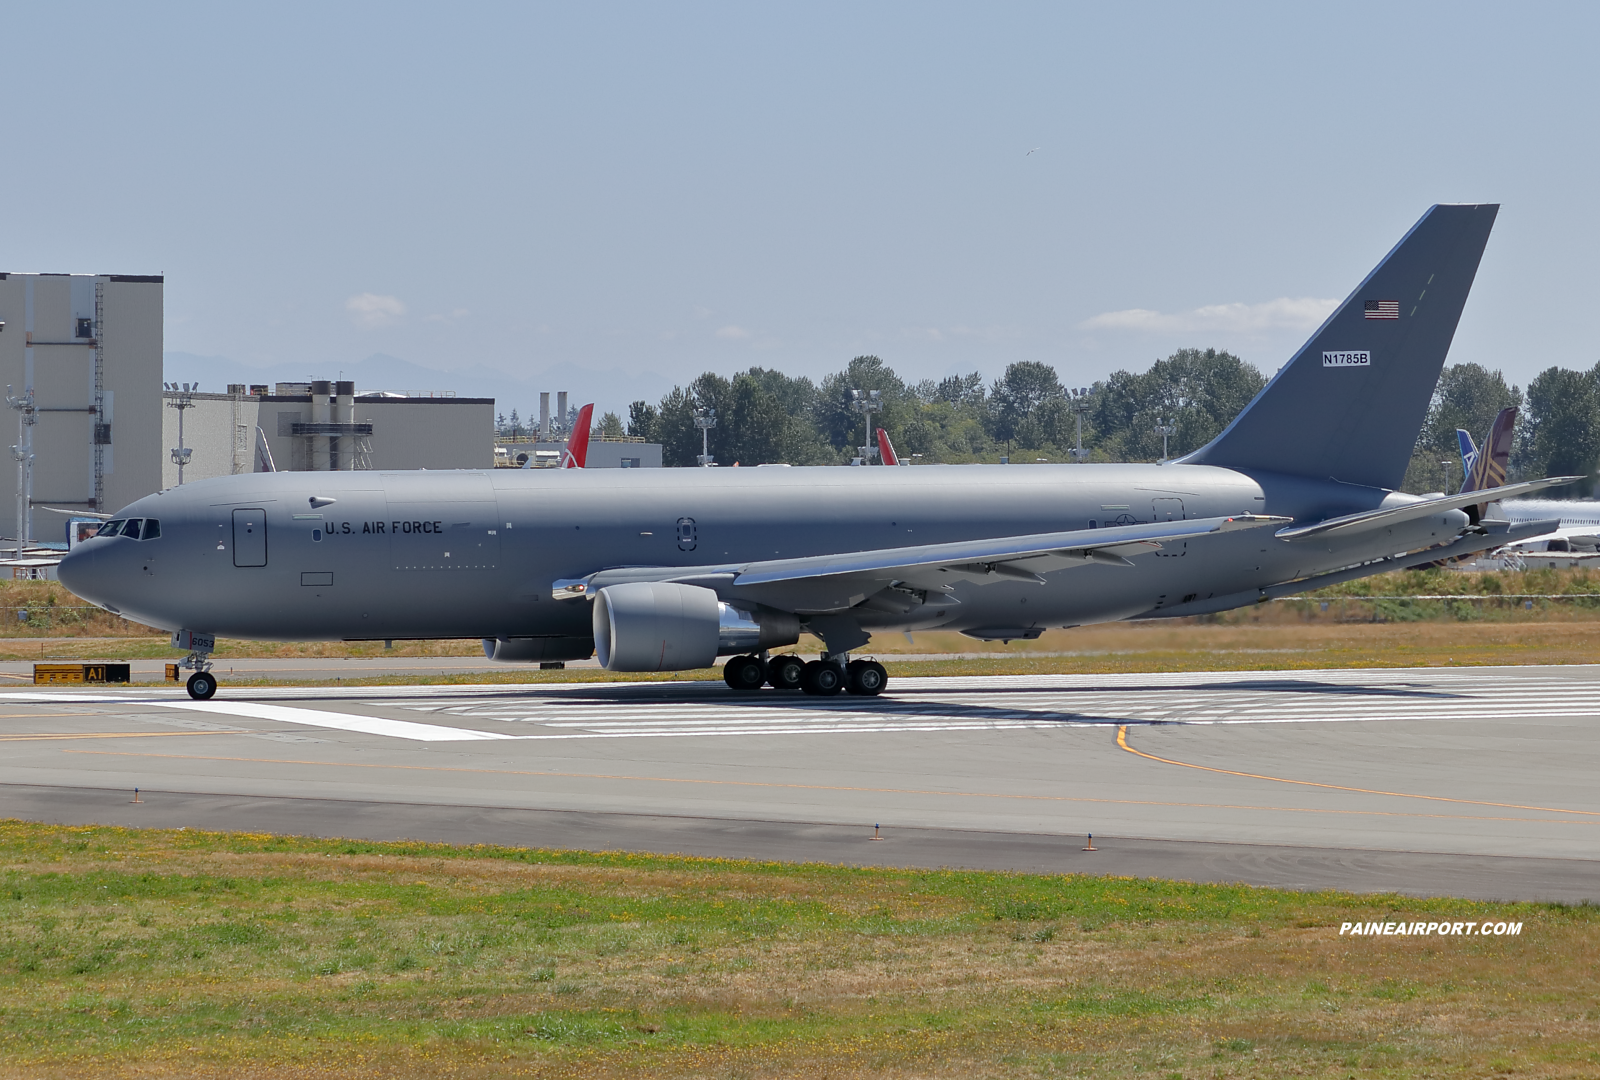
<box><xmin>603</xmin><ymin>350</ymin><xmax>1598</xmax><ymax>496</ymax></box>
<box><xmin>618</xmin><ymin>349</ymin><xmax>1266</xmax><ymax>470</ymax></box>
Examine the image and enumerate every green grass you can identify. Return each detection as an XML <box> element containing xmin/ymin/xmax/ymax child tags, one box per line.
<box><xmin>0</xmin><ymin>822</ymin><xmax>1594</xmax><ymax>1077</ymax></box>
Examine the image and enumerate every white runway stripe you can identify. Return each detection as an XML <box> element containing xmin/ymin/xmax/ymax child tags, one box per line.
<box><xmin>159</xmin><ymin>701</ymin><xmax>517</xmax><ymax>742</ymax></box>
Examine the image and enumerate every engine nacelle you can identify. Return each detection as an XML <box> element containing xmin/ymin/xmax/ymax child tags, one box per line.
<box><xmin>482</xmin><ymin>636</ymin><xmax>595</xmax><ymax>662</ymax></box>
<box><xmin>592</xmin><ymin>582</ymin><xmax>800</xmax><ymax>671</ymax></box>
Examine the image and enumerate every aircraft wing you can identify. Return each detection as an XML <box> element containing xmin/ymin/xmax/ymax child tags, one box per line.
<box><xmin>558</xmin><ymin>514</ymin><xmax>1289</xmax><ymax>611</ymax></box>
<box><xmin>1275</xmin><ymin>477</ymin><xmax>1582</xmax><ymax>542</ymax></box>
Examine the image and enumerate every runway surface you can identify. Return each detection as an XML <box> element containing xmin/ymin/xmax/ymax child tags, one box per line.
<box><xmin>3</xmin><ymin>665</ymin><xmax>1599</xmax><ymax>901</ymax></box>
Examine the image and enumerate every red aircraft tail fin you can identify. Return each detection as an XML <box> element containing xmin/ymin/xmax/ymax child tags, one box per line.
<box><xmin>876</xmin><ymin>427</ymin><xmax>900</xmax><ymax>466</ymax></box>
<box><xmin>561</xmin><ymin>403</ymin><xmax>594</xmax><ymax>468</ymax></box>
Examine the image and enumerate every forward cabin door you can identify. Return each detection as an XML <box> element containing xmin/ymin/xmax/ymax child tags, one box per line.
<box><xmin>232</xmin><ymin>508</ymin><xmax>267</xmax><ymax>567</ymax></box>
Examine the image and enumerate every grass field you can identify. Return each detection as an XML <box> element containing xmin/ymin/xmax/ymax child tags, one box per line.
<box><xmin>0</xmin><ymin>822</ymin><xmax>1592</xmax><ymax>1079</ymax></box>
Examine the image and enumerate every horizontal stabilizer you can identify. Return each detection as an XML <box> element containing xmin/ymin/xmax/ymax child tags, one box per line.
<box><xmin>1275</xmin><ymin>477</ymin><xmax>1580</xmax><ymax>542</ymax></box>
<box><xmin>1136</xmin><ymin>517</ymin><xmax>1562</xmax><ymax>620</ymax></box>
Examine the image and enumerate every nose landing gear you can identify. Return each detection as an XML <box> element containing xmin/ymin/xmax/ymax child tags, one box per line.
<box><xmin>171</xmin><ymin>630</ymin><xmax>219</xmax><ymax>700</ymax></box>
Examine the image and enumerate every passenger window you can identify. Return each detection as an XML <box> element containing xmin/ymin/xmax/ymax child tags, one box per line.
<box><xmin>139</xmin><ymin>519</ymin><xmax>161</xmax><ymax>540</ymax></box>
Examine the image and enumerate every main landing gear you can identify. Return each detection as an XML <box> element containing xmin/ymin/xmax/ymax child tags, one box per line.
<box><xmin>722</xmin><ymin>653</ymin><xmax>887</xmax><ymax>697</ymax></box>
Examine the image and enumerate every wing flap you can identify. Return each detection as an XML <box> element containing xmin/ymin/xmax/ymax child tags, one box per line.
<box><xmin>566</xmin><ymin>514</ymin><xmax>1289</xmax><ymax>602</ymax></box>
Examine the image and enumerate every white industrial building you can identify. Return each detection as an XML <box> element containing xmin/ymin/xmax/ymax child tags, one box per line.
<box><xmin>162</xmin><ymin>381</ymin><xmax>494</xmax><ymax>487</ymax></box>
<box><xmin>0</xmin><ymin>273</ymin><xmax>163</xmax><ymax>548</ymax></box>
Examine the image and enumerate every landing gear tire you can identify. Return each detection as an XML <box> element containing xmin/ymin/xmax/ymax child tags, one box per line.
<box><xmin>186</xmin><ymin>671</ymin><xmax>217</xmax><ymax>700</ymax></box>
<box><xmin>723</xmin><ymin>655</ymin><xmax>767</xmax><ymax>691</ymax></box>
<box><xmin>766</xmin><ymin>654</ymin><xmax>805</xmax><ymax>690</ymax></box>
<box><xmin>846</xmin><ymin>659</ymin><xmax>888</xmax><ymax>696</ymax></box>
<box><xmin>801</xmin><ymin>660</ymin><xmax>843</xmax><ymax>696</ymax></box>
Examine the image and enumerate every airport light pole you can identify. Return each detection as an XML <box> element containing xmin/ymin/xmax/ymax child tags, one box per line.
<box><xmin>1441</xmin><ymin>459</ymin><xmax>1456</xmax><ymax>494</ymax></box>
<box><xmin>1071</xmin><ymin>387</ymin><xmax>1092</xmax><ymax>462</ymax></box>
<box><xmin>1155</xmin><ymin>418</ymin><xmax>1176</xmax><ymax>463</ymax></box>
<box><xmin>694</xmin><ymin>407</ymin><xmax>717</xmax><ymax>467</ymax></box>
<box><xmin>6</xmin><ymin>384</ymin><xmax>35</xmax><ymax>558</ymax></box>
<box><xmin>166</xmin><ymin>382</ymin><xmax>196</xmax><ymax>485</ymax></box>
<box><xmin>850</xmin><ymin>389</ymin><xmax>881</xmax><ymax>463</ymax></box>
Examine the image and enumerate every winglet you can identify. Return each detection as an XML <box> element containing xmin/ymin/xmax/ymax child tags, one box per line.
<box><xmin>561</xmin><ymin>403</ymin><xmax>594</xmax><ymax>468</ymax></box>
<box><xmin>876</xmin><ymin>427</ymin><xmax>900</xmax><ymax>466</ymax></box>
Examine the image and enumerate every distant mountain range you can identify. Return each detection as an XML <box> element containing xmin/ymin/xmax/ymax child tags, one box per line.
<box><xmin>162</xmin><ymin>352</ymin><xmax>679</xmax><ymax>423</ymax></box>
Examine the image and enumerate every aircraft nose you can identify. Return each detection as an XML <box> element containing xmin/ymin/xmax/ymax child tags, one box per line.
<box><xmin>57</xmin><ymin>544</ymin><xmax>122</xmax><ymax>610</ymax></box>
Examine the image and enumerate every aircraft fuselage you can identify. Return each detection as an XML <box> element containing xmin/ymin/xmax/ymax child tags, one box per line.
<box><xmin>58</xmin><ymin>464</ymin><xmax>1464</xmax><ymax>643</ymax></box>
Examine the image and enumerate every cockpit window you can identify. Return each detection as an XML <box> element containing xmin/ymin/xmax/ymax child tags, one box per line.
<box><xmin>137</xmin><ymin>519</ymin><xmax>161</xmax><ymax>540</ymax></box>
<box><xmin>100</xmin><ymin>519</ymin><xmax>126</xmax><ymax>537</ymax></box>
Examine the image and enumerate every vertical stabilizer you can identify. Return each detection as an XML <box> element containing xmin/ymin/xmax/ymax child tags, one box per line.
<box><xmin>1462</xmin><ymin>406</ymin><xmax>1517</xmax><ymax>495</ymax></box>
<box><xmin>1456</xmin><ymin>428</ymin><xmax>1479</xmax><ymax>484</ymax></box>
<box><xmin>1180</xmin><ymin>204</ymin><xmax>1499</xmax><ymax>490</ymax></box>
<box><xmin>876</xmin><ymin>427</ymin><xmax>901</xmax><ymax>466</ymax></box>
<box><xmin>254</xmin><ymin>427</ymin><xmax>277</xmax><ymax>473</ymax></box>
<box><xmin>561</xmin><ymin>403</ymin><xmax>594</xmax><ymax>468</ymax></box>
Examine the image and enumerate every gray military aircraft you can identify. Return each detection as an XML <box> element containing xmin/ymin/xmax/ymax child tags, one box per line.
<box><xmin>59</xmin><ymin>203</ymin><xmax>1571</xmax><ymax>700</ymax></box>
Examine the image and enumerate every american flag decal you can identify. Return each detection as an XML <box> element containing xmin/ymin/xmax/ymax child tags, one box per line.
<box><xmin>1364</xmin><ymin>299</ymin><xmax>1399</xmax><ymax>319</ymax></box>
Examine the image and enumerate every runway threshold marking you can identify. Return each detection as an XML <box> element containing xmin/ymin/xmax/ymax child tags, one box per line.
<box><xmin>1116</xmin><ymin>724</ymin><xmax>1600</xmax><ymax>818</ymax></box>
<box><xmin>56</xmin><ymin>749</ymin><xmax>1594</xmax><ymax>825</ymax></box>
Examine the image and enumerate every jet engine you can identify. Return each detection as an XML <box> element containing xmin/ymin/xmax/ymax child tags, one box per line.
<box><xmin>482</xmin><ymin>636</ymin><xmax>595</xmax><ymax>663</ymax></box>
<box><xmin>592</xmin><ymin>581</ymin><xmax>799</xmax><ymax>671</ymax></box>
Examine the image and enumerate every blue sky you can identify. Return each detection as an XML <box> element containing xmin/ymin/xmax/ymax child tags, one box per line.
<box><xmin>5</xmin><ymin>2</ymin><xmax>1597</xmax><ymax>417</ymax></box>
